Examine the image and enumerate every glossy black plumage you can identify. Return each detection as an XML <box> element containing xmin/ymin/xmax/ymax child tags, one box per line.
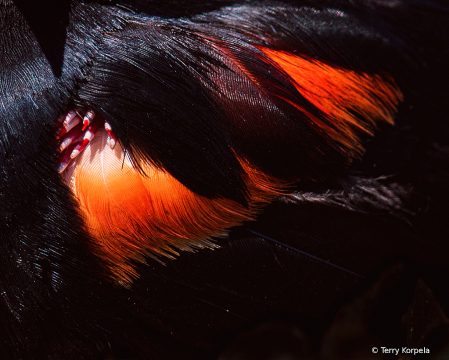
<box><xmin>1</xmin><ymin>0</ymin><xmax>449</xmax><ymax>359</ymax></box>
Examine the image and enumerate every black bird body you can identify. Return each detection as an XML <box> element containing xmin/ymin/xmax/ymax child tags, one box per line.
<box><xmin>1</xmin><ymin>0</ymin><xmax>449</xmax><ymax>359</ymax></box>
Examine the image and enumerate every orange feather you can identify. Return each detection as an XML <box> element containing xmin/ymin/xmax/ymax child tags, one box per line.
<box><xmin>257</xmin><ymin>47</ymin><xmax>403</xmax><ymax>155</ymax></box>
<box><xmin>63</xmin><ymin>129</ymin><xmax>287</xmax><ymax>285</ymax></box>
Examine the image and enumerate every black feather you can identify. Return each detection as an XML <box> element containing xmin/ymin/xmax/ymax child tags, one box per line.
<box><xmin>1</xmin><ymin>0</ymin><xmax>449</xmax><ymax>359</ymax></box>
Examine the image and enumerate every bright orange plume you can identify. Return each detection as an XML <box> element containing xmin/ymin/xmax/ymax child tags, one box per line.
<box><xmin>63</xmin><ymin>129</ymin><xmax>287</xmax><ymax>285</ymax></box>
<box><xmin>257</xmin><ymin>47</ymin><xmax>403</xmax><ymax>155</ymax></box>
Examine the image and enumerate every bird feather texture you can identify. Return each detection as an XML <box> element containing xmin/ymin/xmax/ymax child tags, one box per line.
<box><xmin>1</xmin><ymin>0</ymin><xmax>449</xmax><ymax>359</ymax></box>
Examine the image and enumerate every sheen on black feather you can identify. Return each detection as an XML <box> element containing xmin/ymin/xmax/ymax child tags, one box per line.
<box><xmin>77</xmin><ymin>21</ymin><xmax>250</xmax><ymax>204</ymax></box>
<box><xmin>1</xmin><ymin>0</ymin><xmax>449</xmax><ymax>359</ymax></box>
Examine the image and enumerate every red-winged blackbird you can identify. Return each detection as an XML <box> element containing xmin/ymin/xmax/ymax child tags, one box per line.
<box><xmin>1</xmin><ymin>0</ymin><xmax>449</xmax><ymax>359</ymax></box>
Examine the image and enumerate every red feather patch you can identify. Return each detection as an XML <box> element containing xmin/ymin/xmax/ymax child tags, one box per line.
<box><xmin>255</xmin><ymin>47</ymin><xmax>403</xmax><ymax>156</ymax></box>
<box><xmin>63</xmin><ymin>129</ymin><xmax>287</xmax><ymax>285</ymax></box>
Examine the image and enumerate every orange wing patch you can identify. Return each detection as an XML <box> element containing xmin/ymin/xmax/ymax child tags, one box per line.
<box><xmin>62</xmin><ymin>48</ymin><xmax>403</xmax><ymax>286</ymax></box>
<box><xmin>256</xmin><ymin>47</ymin><xmax>403</xmax><ymax>156</ymax></box>
<box><xmin>63</xmin><ymin>129</ymin><xmax>287</xmax><ymax>285</ymax></box>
